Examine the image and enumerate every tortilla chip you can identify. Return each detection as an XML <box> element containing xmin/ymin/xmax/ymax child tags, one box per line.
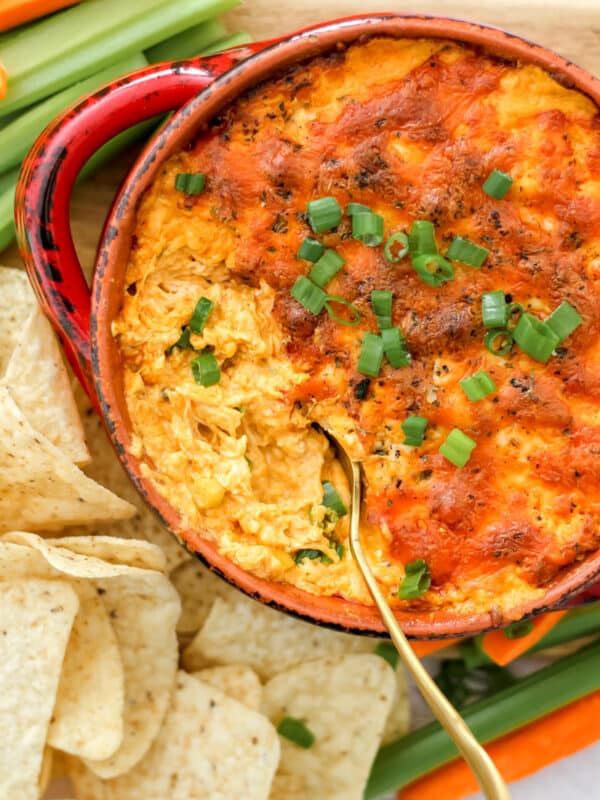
<box><xmin>68</xmin><ymin>380</ymin><xmax>189</xmax><ymax>571</ymax></box>
<box><xmin>182</xmin><ymin>595</ymin><xmax>373</xmax><ymax>679</ymax></box>
<box><xmin>83</xmin><ymin>572</ymin><xmax>180</xmax><ymax>778</ymax></box>
<box><xmin>192</xmin><ymin>665</ymin><xmax>262</xmax><ymax>710</ymax></box>
<box><xmin>44</xmin><ymin>536</ymin><xmax>167</xmax><ymax>573</ymax></box>
<box><xmin>263</xmin><ymin>654</ymin><xmax>395</xmax><ymax>800</ymax></box>
<box><xmin>0</xmin><ymin>579</ymin><xmax>79</xmax><ymax>800</ymax></box>
<box><xmin>38</xmin><ymin>747</ymin><xmax>53</xmax><ymax>797</ymax></box>
<box><xmin>0</xmin><ymin>533</ymin><xmax>180</xmax><ymax>779</ymax></box>
<box><xmin>68</xmin><ymin>671</ymin><xmax>280</xmax><ymax>800</ymax></box>
<box><xmin>2</xmin><ymin>306</ymin><xmax>89</xmax><ymax>464</ymax></box>
<box><xmin>0</xmin><ymin>387</ymin><xmax>135</xmax><ymax>532</ymax></box>
<box><xmin>0</xmin><ymin>266</ymin><xmax>36</xmax><ymax>374</ymax></box>
<box><xmin>171</xmin><ymin>558</ymin><xmax>238</xmax><ymax>635</ymax></box>
<box><xmin>382</xmin><ymin>663</ymin><xmax>411</xmax><ymax>745</ymax></box>
<box><xmin>47</xmin><ymin>582</ymin><xmax>125</xmax><ymax>761</ymax></box>
<box><xmin>1</xmin><ymin>532</ymin><xmax>160</xmax><ymax>581</ymax></box>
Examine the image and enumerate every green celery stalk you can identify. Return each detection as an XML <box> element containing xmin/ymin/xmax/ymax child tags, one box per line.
<box><xmin>144</xmin><ymin>18</ymin><xmax>227</xmax><ymax>62</ymax></box>
<box><xmin>0</xmin><ymin>20</ymin><xmax>249</xmax><ymax>252</ymax></box>
<box><xmin>365</xmin><ymin>639</ymin><xmax>600</xmax><ymax>799</ymax></box>
<box><xmin>0</xmin><ymin>168</ymin><xmax>18</xmax><ymax>252</ymax></box>
<box><xmin>0</xmin><ymin>54</ymin><xmax>148</xmax><ymax>175</ymax></box>
<box><xmin>0</xmin><ymin>0</ymin><xmax>239</xmax><ymax>116</ymax></box>
<box><xmin>201</xmin><ymin>31</ymin><xmax>253</xmax><ymax>55</ymax></box>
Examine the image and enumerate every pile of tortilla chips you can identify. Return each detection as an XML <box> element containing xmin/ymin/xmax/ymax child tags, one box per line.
<box><xmin>0</xmin><ymin>265</ymin><xmax>410</xmax><ymax>800</ymax></box>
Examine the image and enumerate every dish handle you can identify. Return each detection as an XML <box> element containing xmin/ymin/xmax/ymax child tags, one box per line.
<box><xmin>15</xmin><ymin>45</ymin><xmax>260</xmax><ymax>401</ymax></box>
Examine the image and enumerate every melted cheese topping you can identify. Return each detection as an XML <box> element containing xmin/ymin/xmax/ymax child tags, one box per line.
<box><xmin>115</xmin><ymin>37</ymin><xmax>600</xmax><ymax>616</ymax></box>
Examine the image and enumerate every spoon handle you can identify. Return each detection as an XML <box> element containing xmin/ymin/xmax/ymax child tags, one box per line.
<box><xmin>347</xmin><ymin>460</ymin><xmax>511</xmax><ymax>800</ymax></box>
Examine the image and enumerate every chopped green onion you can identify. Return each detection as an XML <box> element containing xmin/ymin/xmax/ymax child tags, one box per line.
<box><xmin>191</xmin><ymin>349</ymin><xmax>220</xmax><ymax>387</ymax></box>
<box><xmin>545</xmin><ymin>301</ymin><xmax>582</xmax><ymax>343</ymax></box>
<box><xmin>459</xmin><ymin>370</ymin><xmax>497</xmax><ymax>402</ymax></box>
<box><xmin>382</xmin><ymin>327</ymin><xmax>411</xmax><ymax>367</ymax></box>
<box><xmin>322</xmin><ymin>480</ymin><xmax>348</xmax><ymax>517</ymax></box>
<box><xmin>483</xmin><ymin>169</ymin><xmax>513</xmax><ymax>199</ymax></box>
<box><xmin>308</xmin><ymin>505</ymin><xmax>339</xmax><ymax>531</ymax></box>
<box><xmin>371</xmin><ymin>290</ymin><xmax>393</xmax><ymax>330</ymax></box>
<box><xmin>375</xmin><ymin>642</ymin><xmax>399</xmax><ymax>671</ymax></box>
<box><xmin>352</xmin><ymin>212</ymin><xmax>385</xmax><ymax>246</ymax></box>
<box><xmin>439</xmin><ymin>428</ymin><xmax>476</xmax><ymax>468</ymax></box>
<box><xmin>358</xmin><ymin>333</ymin><xmax>384</xmax><ymax>377</ymax></box>
<box><xmin>324</xmin><ymin>296</ymin><xmax>362</xmax><ymax>326</ymax></box>
<box><xmin>297</xmin><ymin>237</ymin><xmax>324</xmax><ymax>262</ymax></box>
<box><xmin>307</xmin><ymin>196</ymin><xmax>342</xmax><ymax>233</ymax></box>
<box><xmin>290</xmin><ymin>276</ymin><xmax>327</xmax><ymax>314</ymax></box>
<box><xmin>175</xmin><ymin>172</ymin><xmax>205</xmax><ymax>194</ymax></box>
<box><xmin>504</xmin><ymin>620</ymin><xmax>534</xmax><ymax>640</ymax></box>
<box><xmin>446</xmin><ymin>236</ymin><xmax>489</xmax><ymax>267</ymax></box>
<box><xmin>189</xmin><ymin>296</ymin><xmax>214</xmax><ymax>334</ymax></box>
<box><xmin>293</xmin><ymin>549</ymin><xmax>332</xmax><ymax>565</ymax></box>
<box><xmin>408</xmin><ymin>220</ymin><xmax>438</xmax><ymax>257</ymax></box>
<box><xmin>335</xmin><ymin>542</ymin><xmax>345</xmax><ymax>560</ymax></box>
<box><xmin>402</xmin><ymin>415</ymin><xmax>428</xmax><ymax>446</ymax></box>
<box><xmin>513</xmin><ymin>313</ymin><xmax>560</xmax><ymax>363</ymax></box>
<box><xmin>384</xmin><ymin>231</ymin><xmax>409</xmax><ymax>263</ymax></box>
<box><xmin>484</xmin><ymin>329</ymin><xmax>513</xmax><ymax>356</ymax></box>
<box><xmin>347</xmin><ymin>202</ymin><xmax>372</xmax><ymax>215</ymax></box>
<box><xmin>399</xmin><ymin>559</ymin><xmax>431</xmax><ymax>599</ymax></box>
<box><xmin>309</xmin><ymin>249</ymin><xmax>345</xmax><ymax>287</ymax></box>
<box><xmin>277</xmin><ymin>716</ymin><xmax>315</xmax><ymax>748</ymax></box>
<box><xmin>165</xmin><ymin>326</ymin><xmax>193</xmax><ymax>356</ymax></box>
<box><xmin>411</xmin><ymin>254</ymin><xmax>454</xmax><ymax>287</ymax></box>
<box><xmin>482</xmin><ymin>291</ymin><xmax>508</xmax><ymax>329</ymax></box>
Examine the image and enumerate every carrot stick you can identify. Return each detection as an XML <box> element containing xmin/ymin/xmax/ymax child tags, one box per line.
<box><xmin>411</xmin><ymin>638</ymin><xmax>462</xmax><ymax>658</ymax></box>
<box><xmin>399</xmin><ymin>688</ymin><xmax>600</xmax><ymax>800</ymax></box>
<box><xmin>482</xmin><ymin>610</ymin><xmax>568</xmax><ymax>666</ymax></box>
<box><xmin>0</xmin><ymin>0</ymin><xmax>82</xmax><ymax>32</ymax></box>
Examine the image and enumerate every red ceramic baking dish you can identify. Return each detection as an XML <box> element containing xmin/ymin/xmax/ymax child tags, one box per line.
<box><xmin>16</xmin><ymin>13</ymin><xmax>600</xmax><ymax>637</ymax></box>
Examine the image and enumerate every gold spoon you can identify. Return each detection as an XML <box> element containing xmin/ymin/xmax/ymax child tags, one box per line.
<box><xmin>326</xmin><ymin>431</ymin><xmax>511</xmax><ymax>800</ymax></box>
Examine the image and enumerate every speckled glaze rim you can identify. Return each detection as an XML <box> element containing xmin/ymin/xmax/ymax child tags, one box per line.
<box><xmin>19</xmin><ymin>14</ymin><xmax>600</xmax><ymax>637</ymax></box>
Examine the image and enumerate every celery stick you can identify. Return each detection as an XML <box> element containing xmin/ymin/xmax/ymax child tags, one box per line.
<box><xmin>1</xmin><ymin>16</ymin><xmax>249</xmax><ymax>252</ymax></box>
<box><xmin>0</xmin><ymin>54</ymin><xmax>148</xmax><ymax>175</ymax></box>
<box><xmin>0</xmin><ymin>168</ymin><xmax>18</xmax><ymax>253</ymax></box>
<box><xmin>145</xmin><ymin>18</ymin><xmax>227</xmax><ymax>63</ymax></box>
<box><xmin>365</xmin><ymin>639</ymin><xmax>600</xmax><ymax>798</ymax></box>
<box><xmin>0</xmin><ymin>0</ymin><xmax>239</xmax><ymax>116</ymax></box>
<box><xmin>201</xmin><ymin>32</ymin><xmax>253</xmax><ymax>55</ymax></box>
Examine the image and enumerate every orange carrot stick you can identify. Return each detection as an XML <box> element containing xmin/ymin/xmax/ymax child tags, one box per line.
<box><xmin>411</xmin><ymin>638</ymin><xmax>462</xmax><ymax>658</ymax></box>
<box><xmin>399</xmin><ymin>689</ymin><xmax>600</xmax><ymax>800</ymax></box>
<box><xmin>0</xmin><ymin>0</ymin><xmax>82</xmax><ymax>33</ymax></box>
<box><xmin>482</xmin><ymin>610</ymin><xmax>568</xmax><ymax>666</ymax></box>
